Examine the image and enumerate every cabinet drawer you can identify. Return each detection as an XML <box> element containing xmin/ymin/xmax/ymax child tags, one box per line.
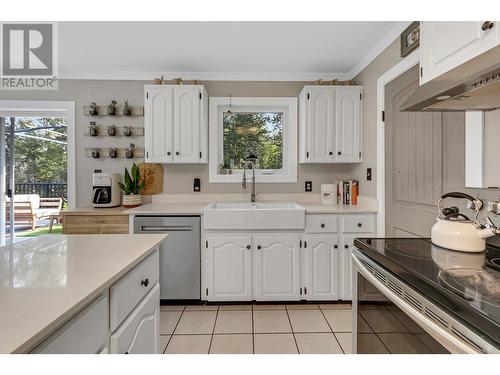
<box><xmin>305</xmin><ymin>214</ymin><xmax>338</xmax><ymax>233</ymax></box>
<box><xmin>110</xmin><ymin>284</ymin><xmax>159</xmax><ymax>354</ymax></box>
<box><xmin>63</xmin><ymin>225</ymin><xmax>100</xmax><ymax>234</ymax></box>
<box><xmin>342</xmin><ymin>214</ymin><xmax>375</xmax><ymax>233</ymax></box>
<box><xmin>110</xmin><ymin>249</ymin><xmax>159</xmax><ymax>332</ymax></box>
<box><xmin>64</xmin><ymin>215</ymin><xmax>128</xmax><ymax>225</ymax></box>
<box><xmin>33</xmin><ymin>294</ymin><xmax>108</xmax><ymax>354</ymax></box>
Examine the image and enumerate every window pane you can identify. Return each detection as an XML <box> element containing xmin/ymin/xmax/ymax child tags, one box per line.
<box><xmin>222</xmin><ymin>111</ymin><xmax>283</xmax><ymax>170</ymax></box>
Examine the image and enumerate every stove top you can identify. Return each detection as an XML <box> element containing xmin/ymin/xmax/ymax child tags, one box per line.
<box><xmin>354</xmin><ymin>238</ymin><xmax>500</xmax><ymax>348</ymax></box>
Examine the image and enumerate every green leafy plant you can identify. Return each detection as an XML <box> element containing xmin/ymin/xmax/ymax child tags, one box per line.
<box><xmin>118</xmin><ymin>163</ymin><xmax>145</xmax><ymax>195</ymax></box>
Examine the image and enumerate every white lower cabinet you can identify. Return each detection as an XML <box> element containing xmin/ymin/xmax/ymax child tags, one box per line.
<box><xmin>302</xmin><ymin>235</ymin><xmax>339</xmax><ymax>300</ymax></box>
<box><xmin>204</xmin><ymin>233</ymin><xmax>300</xmax><ymax>301</ymax></box>
<box><xmin>253</xmin><ymin>234</ymin><xmax>301</xmax><ymax>301</ymax></box>
<box><xmin>110</xmin><ymin>284</ymin><xmax>160</xmax><ymax>354</ymax></box>
<box><xmin>339</xmin><ymin>235</ymin><xmax>355</xmax><ymax>300</ymax></box>
<box><xmin>205</xmin><ymin>235</ymin><xmax>252</xmax><ymax>301</ymax></box>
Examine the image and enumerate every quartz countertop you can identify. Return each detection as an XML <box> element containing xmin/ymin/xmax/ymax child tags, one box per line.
<box><xmin>0</xmin><ymin>234</ymin><xmax>167</xmax><ymax>354</ymax></box>
<box><xmin>126</xmin><ymin>202</ymin><xmax>376</xmax><ymax>215</ymax></box>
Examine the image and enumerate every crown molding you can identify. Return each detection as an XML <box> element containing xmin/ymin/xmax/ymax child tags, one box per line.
<box><xmin>58</xmin><ymin>70</ymin><xmax>352</xmax><ymax>82</ymax></box>
<box><xmin>348</xmin><ymin>21</ymin><xmax>413</xmax><ymax>79</ymax></box>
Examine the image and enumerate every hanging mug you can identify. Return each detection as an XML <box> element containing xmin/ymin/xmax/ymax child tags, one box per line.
<box><xmin>107</xmin><ymin>125</ymin><xmax>116</xmax><ymax>136</ymax></box>
<box><xmin>91</xmin><ymin>149</ymin><xmax>100</xmax><ymax>158</ymax></box>
<box><xmin>125</xmin><ymin>148</ymin><xmax>134</xmax><ymax>159</ymax></box>
<box><xmin>123</xmin><ymin>126</ymin><xmax>133</xmax><ymax>137</ymax></box>
<box><xmin>89</xmin><ymin>124</ymin><xmax>98</xmax><ymax>136</ymax></box>
<box><xmin>108</xmin><ymin>148</ymin><xmax>117</xmax><ymax>158</ymax></box>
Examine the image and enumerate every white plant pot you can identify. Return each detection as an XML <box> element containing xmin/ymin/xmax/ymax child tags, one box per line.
<box><xmin>122</xmin><ymin>194</ymin><xmax>141</xmax><ymax>208</ymax></box>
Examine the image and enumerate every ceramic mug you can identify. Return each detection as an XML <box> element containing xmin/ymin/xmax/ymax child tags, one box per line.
<box><xmin>125</xmin><ymin>149</ymin><xmax>134</xmax><ymax>159</ymax></box>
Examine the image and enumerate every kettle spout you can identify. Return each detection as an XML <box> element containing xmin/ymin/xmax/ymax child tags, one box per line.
<box><xmin>479</xmin><ymin>227</ymin><xmax>498</xmax><ymax>239</ymax></box>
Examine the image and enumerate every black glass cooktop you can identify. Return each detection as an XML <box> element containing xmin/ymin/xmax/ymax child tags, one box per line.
<box><xmin>354</xmin><ymin>238</ymin><xmax>500</xmax><ymax>348</ymax></box>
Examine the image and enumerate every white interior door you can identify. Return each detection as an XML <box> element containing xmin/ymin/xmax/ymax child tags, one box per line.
<box><xmin>253</xmin><ymin>234</ymin><xmax>300</xmax><ymax>301</ymax></box>
<box><xmin>305</xmin><ymin>88</ymin><xmax>334</xmax><ymax>162</ymax></box>
<box><xmin>173</xmin><ymin>87</ymin><xmax>200</xmax><ymax>163</ymax></box>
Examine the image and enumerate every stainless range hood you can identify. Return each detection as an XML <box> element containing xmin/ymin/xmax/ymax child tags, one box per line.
<box><xmin>401</xmin><ymin>44</ymin><xmax>500</xmax><ymax>112</ymax></box>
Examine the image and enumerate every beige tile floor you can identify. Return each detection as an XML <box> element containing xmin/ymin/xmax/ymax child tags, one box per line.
<box><xmin>159</xmin><ymin>302</ymin><xmax>355</xmax><ymax>354</ymax></box>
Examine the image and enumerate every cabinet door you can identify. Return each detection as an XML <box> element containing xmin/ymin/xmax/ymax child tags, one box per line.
<box><xmin>339</xmin><ymin>235</ymin><xmax>355</xmax><ymax>300</ymax></box>
<box><xmin>334</xmin><ymin>87</ymin><xmax>362</xmax><ymax>163</ymax></box>
<box><xmin>304</xmin><ymin>87</ymin><xmax>335</xmax><ymax>163</ymax></box>
<box><xmin>253</xmin><ymin>234</ymin><xmax>300</xmax><ymax>301</ymax></box>
<box><xmin>420</xmin><ymin>21</ymin><xmax>499</xmax><ymax>84</ymax></box>
<box><xmin>110</xmin><ymin>284</ymin><xmax>160</xmax><ymax>354</ymax></box>
<box><xmin>205</xmin><ymin>235</ymin><xmax>252</xmax><ymax>301</ymax></box>
<box><xmin>144</xmin><ymin>87</ymin><xmax>173</xmax><ymax>162</ymax></box>
<box><xmin>173</xmin><ymin>87</ymin><xmax>201</xmax><ymax>163</ymax></box>
<box><xmin>303</xmin><ymin>235</ymin><xmax>339</xmax><ymax>300</ymax></box>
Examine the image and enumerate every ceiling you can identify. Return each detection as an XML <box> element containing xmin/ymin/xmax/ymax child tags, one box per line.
<box><xmin>59</xmin><ymin>21</ymin><xmax>407</xmax><ymax>81</ymax></box>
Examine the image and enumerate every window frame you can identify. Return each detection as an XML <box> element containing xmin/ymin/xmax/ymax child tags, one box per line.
<box><xmin>209</xmin><ymin>97</ymin><xmax>297</xmax><ymax>183</ymax></box>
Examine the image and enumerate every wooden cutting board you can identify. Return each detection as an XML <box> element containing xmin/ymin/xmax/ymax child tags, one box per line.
<box><xmin>138</xmin><ymin>163</ymin><xmax>164</xmax><ymax>195</ymax></box>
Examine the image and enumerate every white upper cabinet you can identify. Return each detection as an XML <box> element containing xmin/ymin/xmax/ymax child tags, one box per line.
<box><xmin>144</xmin><ymin>85</ymin><xmax>208</xmax><ymax>164</ymax></box>
<box><xmin>299</xmin><ymin>86</ymin><xmax>362</xmax><ymax>163</ymax></box>
<box><xmin>420</xmin><ymin>21</ymin><xmax>500</xmax><ymax>85</ymax></box>
<box><xmin>335</xmin><ymin>87</ymin><xmax>362</xmax><ymax>163</ymax></box>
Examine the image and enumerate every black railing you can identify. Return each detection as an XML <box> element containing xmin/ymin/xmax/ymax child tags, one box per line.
<box><xmin>15</xmin><ymin>183</ymin><xmax>67</xmax><ymax>199</ymax></box>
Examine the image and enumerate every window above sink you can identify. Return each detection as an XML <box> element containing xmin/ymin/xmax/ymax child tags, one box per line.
<box><xmin>208</xmin><ymin>97</ymin><xmax>298</xmax><ymax>183</ymax></box>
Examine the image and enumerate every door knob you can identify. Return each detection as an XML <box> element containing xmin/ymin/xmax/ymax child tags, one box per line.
<box><xmin>175</xmin><ymin>152</ymin><xmax>180</xmax><ymax>156</ymax></box>
<box><xmin>329</xmin><ymin>151</ymin><xmax>333</xmax><ymax>156</ymax></box>
<box><xmin>482</xmin><ymin>21</ymin><xmax>494</xmax><ymax>31</ymax></box>
<box><xmin>357</xmin><ymin>223</ymin><xmax>362</xmax><ymax>227</ymax></box>
<box><xmin>334</xmin><ymin>244</ymin><xmax>338</xmax><ymax>249</ymax></box>
<box><xmin>140</xmin><ymin>278</ymin><xmax>149</xmax><ymax>287</ymax></box>
<box><xmin>246</xmin><ymin>245</ymin><xmax>251</xmax><ymax>249</ymax></box>
<box><xmin>257</xmin><ymin>245</ymin><xmax>262</xmax><ymax>250</ymax></box>
<box><xmin>321</xmin><ymin>223</ymin><xmax>325</xmax><ymax>228</ymax></box>
<box><xmin>344</xmin><ymin>244</ymin><xmax>349</xmax><ymax>249</ymax></box>
<box><xmin>338</xmin><ymin>151</ymin><xmax>342</xmax><ymax>155</ymax></box>
<box><xmin>167</xmin><ymin>151</ymin><xmax>171</xmax><ymax>155</ymax></box>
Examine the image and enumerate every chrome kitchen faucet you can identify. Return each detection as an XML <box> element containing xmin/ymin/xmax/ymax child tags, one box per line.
<box><xmin>242</xmin><ymin>153</ymin><xmax>258</xmax><ymax>203</ymax></box>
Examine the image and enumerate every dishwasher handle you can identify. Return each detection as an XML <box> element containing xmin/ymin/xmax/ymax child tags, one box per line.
<box><xmin>140</xmin><ymin>225</ymin><xmax>192</xmax><ymax>232</ymax></box>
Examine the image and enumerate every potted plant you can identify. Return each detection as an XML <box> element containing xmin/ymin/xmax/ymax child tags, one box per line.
<box><xmin>118</xmin><ymin>163</ymin><xmax>145</xmax><ymax>208</ymax></box>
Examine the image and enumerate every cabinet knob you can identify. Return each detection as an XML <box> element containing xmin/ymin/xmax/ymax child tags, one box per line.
<box><xmin>140</xmin><ymin>278</ymin><xmax>149</xmax><ymax>287</ymax></box>
<box><xmin>357</xmin><ymin>223</ymin><xmax>362</xmax><ymax>227</ymax></box>
<box><xmin>338</xmin><ymin>151</ymin><xmax>342</xmax><ymax>155</ymax></box>
<box><xmin>246</xmin><ymin>245</ymin><xmax>251</xmax><ymax>249</ymax></box>
<box><xmin>329</xmin><ymin>151</ymin><xmax>333</xmax><ymax>156</ymax></box>
<box><xmin>257</xmin><ymin>245</ymin><xmax>262</xmax><ymax>250</ymax></box>
<box><xmin>334</xmin><ymin>244</ymin><xmax>338</xmax><ymax>249</ymax></box>
<box><xmin>320</xmin><ymin>223</ymin><xmax>325</xmax><ymax>228</ymax></box>
<box><xmin>167</xmin><ymin>151</ymin><xmax>171</xmax><ymax>155</ymax></box>
<box><xmin>482</xmin><ymin>21</ymin><xmax>494</xmax><ymax>31</ymax></box>
<box><xmin>175</xmin><ymin>152</ymin><xmax>180</xmax><ymax>156</ymax></box>
<box><xmin>344</xmin><ymin>244</ymin><xmax>349</xmax><ymax>249</ymax></box>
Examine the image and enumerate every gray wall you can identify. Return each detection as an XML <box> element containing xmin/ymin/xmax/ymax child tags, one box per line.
<box><xmin>0</xmin><ymin>80</ymin><xmax>358</xmax><ymax>207</ymax></box>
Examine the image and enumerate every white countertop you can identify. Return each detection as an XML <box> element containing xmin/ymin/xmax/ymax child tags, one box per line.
<box><xmin>126</xmin><ymin>202</ymin><xmax>376</xmax><ymax>215</ymax></box>
<box><xmin>0</xmin><ymin>234</ymin><xmax>167</xmax><ymax>354</ymax></box>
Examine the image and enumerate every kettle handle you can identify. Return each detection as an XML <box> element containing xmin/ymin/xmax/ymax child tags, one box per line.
<box><xmin>440</xmin><ymin>192</ymin><xmax>476</xmax><ymax>201</ymax></box>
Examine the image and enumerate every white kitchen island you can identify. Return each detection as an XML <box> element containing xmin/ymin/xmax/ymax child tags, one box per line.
<box><xmin>0</xmin><ymin>234</ymin><xmax>166</xmax><ymax>354</ymax></box>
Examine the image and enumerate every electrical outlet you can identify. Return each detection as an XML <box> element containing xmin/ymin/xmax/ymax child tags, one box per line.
<box><xmin>305</xmin><ymin>181</ymin><xmax>312</xmax><ymax>192</ymax></box>
<box><xmin>367</xmin><ymin>168</ymin><xmax>372</xmax><ymax>181</ymax></box>
<box><xmin>193</xmin><ymin>178</ymin><xmax>201</xmax><ymax>192</ymax></box>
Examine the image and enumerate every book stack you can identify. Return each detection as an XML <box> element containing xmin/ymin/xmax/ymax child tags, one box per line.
<box><xmin>333</xmin><ymin>180</ymin><xmax>359</xmax><ymax>205</ymax></box>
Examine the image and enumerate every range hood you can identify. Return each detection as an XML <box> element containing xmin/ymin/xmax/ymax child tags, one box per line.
<box><xmin>401</xmin><ymin>44</ymin><xmax>500</xmax><ymax>112</ymax></box>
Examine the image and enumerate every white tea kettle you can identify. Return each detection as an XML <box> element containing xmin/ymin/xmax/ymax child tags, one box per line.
<box><xmin>431</xmin><ymin>192</ymin><xmax>499</xmax><ymax>252</ymax></box>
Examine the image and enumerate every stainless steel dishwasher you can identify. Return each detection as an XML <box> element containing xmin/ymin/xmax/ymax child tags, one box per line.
<box><xmin>134</xmin><ymin>216</ymin><xmax>200</xmax><ymax>301</ymax></box>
